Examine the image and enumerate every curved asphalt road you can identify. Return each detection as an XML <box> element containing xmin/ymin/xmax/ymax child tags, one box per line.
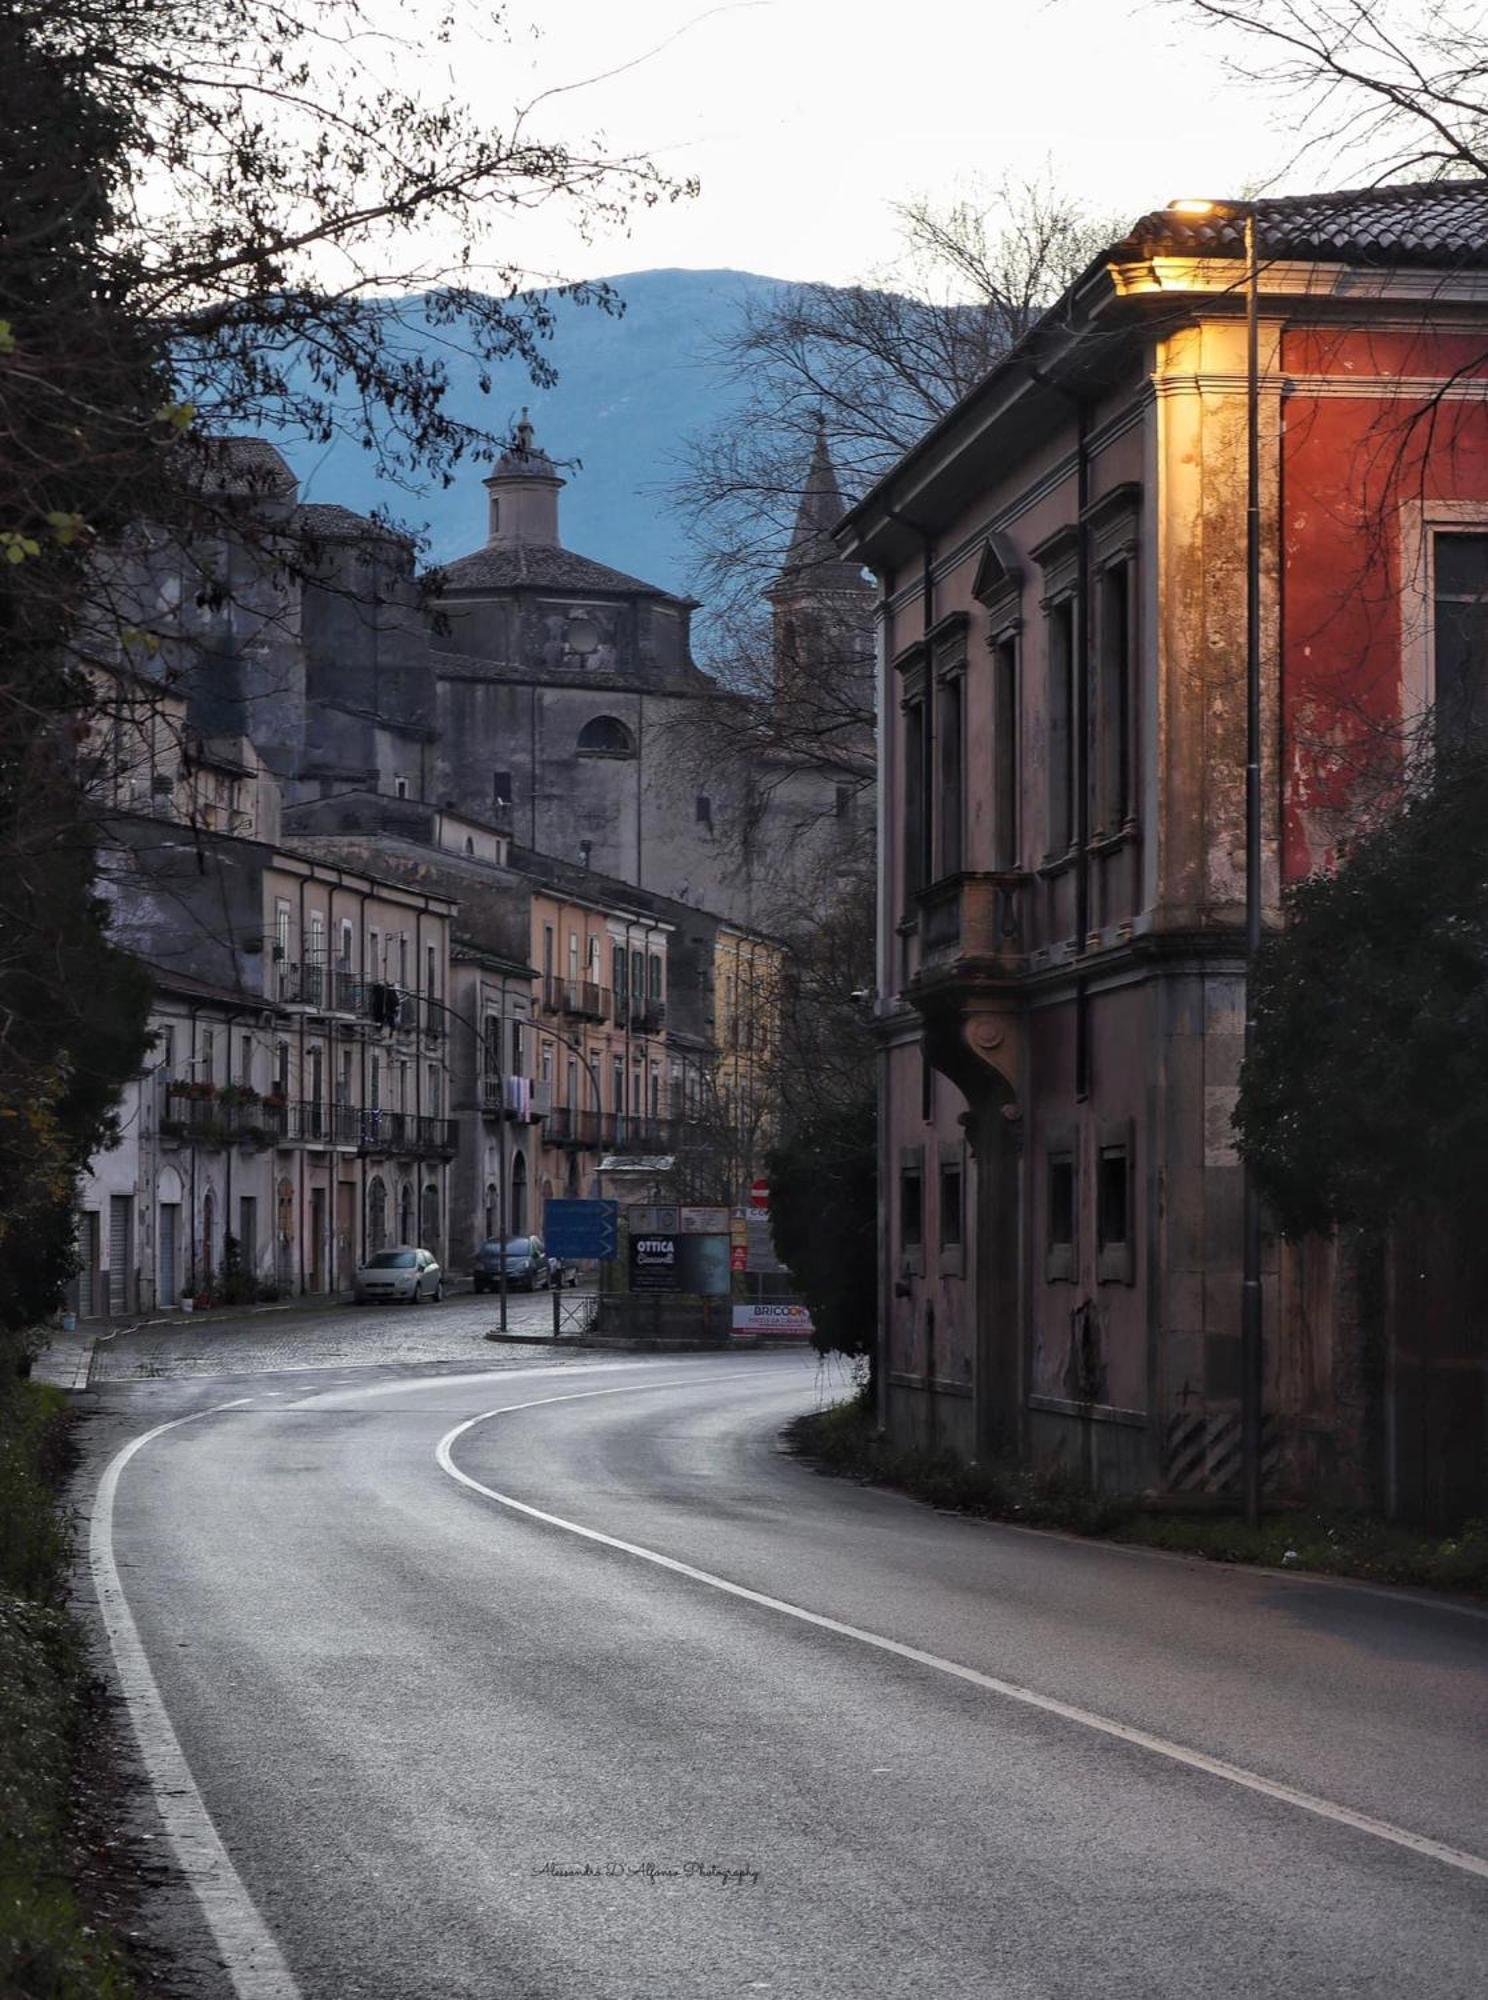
<box><xmin>96</xmin><ymin>1353</ymin><xmax>1488</xmax><ymax>1999</ymax></box>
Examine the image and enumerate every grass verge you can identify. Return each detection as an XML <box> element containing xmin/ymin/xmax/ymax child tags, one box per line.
<box><xmin>787</xmin><ymin>1393</ymin><xmax>1488</xmax><ymax>1598</ymax></box>
<box><xmin>1</xmin><ymin>1366</ymin><xmax>138</xmax><ymax>1998</ymax></box>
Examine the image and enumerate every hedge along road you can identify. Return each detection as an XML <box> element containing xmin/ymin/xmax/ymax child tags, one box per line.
<box><xmin>90</xmin><ymin>1352</ymin><xmax>1488</xmax><ymax>2000</ymax></box>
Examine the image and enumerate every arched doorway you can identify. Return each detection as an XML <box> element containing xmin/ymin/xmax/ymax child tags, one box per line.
<box><xmin>200</xmin><ymin>1188</ymin><xmax>216</xmax><ymax>1296</ymax></box>
<box><xmin>484</xmin><ymin>1181</ymin><xmax>500</xmax><ymax>1240</ymax></box>
<box><xmin>511</xmin><ymin>1151</ymin><xmax>528</xmax><ymax>1234</ymax></box>
<box><xmin>367</xmin><ymin>1176</ymin><xmax>388</xmax><ymax>1253</ymax></box>
<box><xmin>420</xmin><ymin>1182</ymin><xmax>439</xmax><ymax>1250</ymax></box>
<box><xmin>565</xmin><ymin>1155</ymin><xmax>580</xmax><ymax>1196</ymax></box>
<box><xmin>276</xmin><ymin>1178</ymin><xmax>295</xmax><ymax>1289</ymax></box>
<box><xmin>399</xmin><ymin>1181</ymin><xmax>414</xmax><ymax>1246</ymax></box>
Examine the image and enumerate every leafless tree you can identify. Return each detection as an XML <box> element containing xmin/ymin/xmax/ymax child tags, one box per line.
<box><xmin>0</xmin><ymin>0</ymin><xmax>687</xmax><ymax>1331</ymax></box>
<box><xmin>676</xmin><ymin>173</ymin><xmax>1116</xmax><ymax>623</ymax></box>
<box><xmin>661</xmin><ymin>177</ymin><xmax>1113</xmax><ymax>850</ymax></box>
<box><xmin>1173</xmin><ymin>0</ymin><xmax>1488</xmax><ymax>184</ymax></box>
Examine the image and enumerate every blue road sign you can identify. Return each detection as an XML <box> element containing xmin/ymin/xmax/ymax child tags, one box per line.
<box><xmin>543</xmin><ymin>1198</ymin><xmax>619</xmax><ymax>1260</ymax></box>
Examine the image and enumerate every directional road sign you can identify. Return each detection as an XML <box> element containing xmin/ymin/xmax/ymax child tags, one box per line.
<box><xmin>543</xmin><ymin>1198</ymin><xmax>619</xmax><ymax>1260</ymax></box>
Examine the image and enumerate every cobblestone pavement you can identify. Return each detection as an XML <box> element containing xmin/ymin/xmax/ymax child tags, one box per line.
<box><xmin>87</xmin><ymin>1287</ymin><xmax>589</xmax><ymax>1382</ymax></box>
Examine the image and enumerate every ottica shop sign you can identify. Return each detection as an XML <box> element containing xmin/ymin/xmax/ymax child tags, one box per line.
<box><xmin>731</xmin><ymin>1302</ymin><xmax>814</xmax><ymax>1337</ymax></box>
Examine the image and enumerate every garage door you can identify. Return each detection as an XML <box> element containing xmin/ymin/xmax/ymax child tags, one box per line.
<box><xmin>108</xmin><ymin>1195</ymin><xmax>132</xmax><ymax>1316</ymax></box>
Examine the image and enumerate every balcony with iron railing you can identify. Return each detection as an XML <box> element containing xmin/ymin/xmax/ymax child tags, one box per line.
<box><xmin>477</xmin><ymin>1074</ymin><xmax>552</xmax><ymax>1123</ymax></box>
<box><xmin>355</xmin><ymin>1107</ymin><xmax>459</xmax><ymax>1158</ymax></box>
<box><xmin>158</xmin><ymin>1083</ymin><xmax>288</xmax><ymax>1148</ymax></box>
<box><xmin>542</xmin><ymin>976</ymin><xmax>609</xmax><ymax>1022</ymax></box>
<box><xmin>611</xmin><ymin>991</ymin><xmax>666</xmax><ymax>1034</ymax></box>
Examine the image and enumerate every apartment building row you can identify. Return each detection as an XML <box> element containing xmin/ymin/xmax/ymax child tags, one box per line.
<box><xmin>73</xmin><ymin>726</ymin><xmax>781</xmax><ymax>1315</ymax></box>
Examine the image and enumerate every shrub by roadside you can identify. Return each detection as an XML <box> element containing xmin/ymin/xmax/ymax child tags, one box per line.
<box><xmin>1</xmin><ymin>1351</ymin><xmax>139</xmax><ymax>1999</ymax></box>
<box><xmin>787</xmin><ymin>1394</ymin><xmax>1488</xmax><ymax>1598</ymax></box>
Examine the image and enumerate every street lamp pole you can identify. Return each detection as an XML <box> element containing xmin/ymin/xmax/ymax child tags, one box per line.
<box><xmin>1170</xmin><ymin>196</ymin><xmax>1264</xmax><ymax>1528</ymax></box>
<box><xmin>1240</xmin><ymin>205</ymin><xmax>1265</xmax><ymax>1532</ymax></box>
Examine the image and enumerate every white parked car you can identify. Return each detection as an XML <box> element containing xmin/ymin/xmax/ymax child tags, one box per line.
<box><xmin>353</xmin><ymin>1246</ymin><xmax>443</xmax><ymax>1304</ymax></box>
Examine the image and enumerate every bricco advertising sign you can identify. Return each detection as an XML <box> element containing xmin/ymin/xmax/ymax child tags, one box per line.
<box><xmin>731</xmin><ymin>1301</ymin><xmax>814</xmax><ymax>1339</ymax></box>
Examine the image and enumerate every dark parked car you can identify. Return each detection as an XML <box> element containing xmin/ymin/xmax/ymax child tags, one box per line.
<box><xmin>472</xmin><ymin>1235</ymin><xmax>550</xmax><ymax>1293</ymax></box>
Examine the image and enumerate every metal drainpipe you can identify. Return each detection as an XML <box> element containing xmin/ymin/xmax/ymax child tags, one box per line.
<box><xmin>1024</xmin><ymin>363</ymin><xmax>1093</xmax><ymax>1096</ymax></box>
<box><xmin>188</xmin><ymin>1006</ymin><xmax>199</xmax><ymax>1296</ymax></box>
<box><xmin>885</xmin><ymin>508</ymin><xmax>936</xmax><ymax>1434</ymax></box>
<box><xmin>1075</xmin><ymin>395</ymin><xmax>1093</xmax><ymax>1101</ymax></box>
<box><xmin>296</xmin><ymin>872</ymin><xmax>307</xmax><ymax>1295</ymax></box>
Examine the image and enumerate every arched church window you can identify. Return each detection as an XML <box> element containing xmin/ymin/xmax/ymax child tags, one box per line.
<box><xmin>576</xmin><ymin>716</ymin><xmax>634</xmax><ymax>759</ymax></box>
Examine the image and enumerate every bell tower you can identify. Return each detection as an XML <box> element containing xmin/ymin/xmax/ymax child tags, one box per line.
<box><xmin>482</xmin><ymin>410</ymin><xmax>565</xmax><ymax>548</ymax></box>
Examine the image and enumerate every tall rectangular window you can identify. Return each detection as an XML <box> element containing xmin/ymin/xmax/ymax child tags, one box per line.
<box><xmin>1045</xmin><ymin>1143</ymin><xmax>1076</xmax><ymax>1283</ymax></box>
<box><xmin>1097</xmin><ymin>561</ymin><xmax>1133</xmax><ymax>830</ymax></box>
<box><xmin>899</xmin><ymin>1155</ymin><xmax>924</xmax><ymax>1275</ymax></box>
<box><xmin>1434</xmin><ymin>532</ymin><xmax>1488</xmax><ymax>744</ymax></box>
<box><xmin>937</xmin><ymin>676</ymin><xmax>964</xmax><ymax>878</ymax></box>
<box><xmin>1047</xmin><ymin>598</ymin><xmax>1076</xmax><ymax>853</ymax></box>
<box><xmin>542</xmin><ymin>925</ymin><xmax>555</xmax><ymax>980</ymax></box>
<box><xmin>1097</xmin><ymin>1126</ymin><xmax>1135</xmax><ymax>1285</ymax></box>
<box><xmin>939</xmin><ymin>1157</ymin><xmax>963</xmax><ymax>1249</ymax></box>
<box><xmin>903</xmin><ymin>699</ymin><xmax>926</xmax><ymax>898</ymax></box>
<box><xmin>992</xmin><ymin>636</ymin><xmax>1019</xmax><ymax>870</ymax></box>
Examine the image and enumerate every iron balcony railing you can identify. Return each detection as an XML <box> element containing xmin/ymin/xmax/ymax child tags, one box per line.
<box><xmin>542</xmin><ymin>975</ymin><xmax>609</xmax><ymax>1022</ymax></box>
<box><xmin>477</xmin><ymin>1075</ymin><xmax>552</xmax><ymax>1122</ymax></box>
<box><xmin>355</xmin><ymin>1107</ymin><xmax>459</xmax><ymax>1157</ymax></box>
<box><xmin>611</xmin><ymin>992</ymin><xmax>666</xmax><ymax>1033</ymax></box>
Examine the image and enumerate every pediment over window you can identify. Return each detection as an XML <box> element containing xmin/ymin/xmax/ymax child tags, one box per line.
<box><xmin>972</xmin><ymin>533</ymin><xmax>1023</xmax><ymax>607</ymax></box>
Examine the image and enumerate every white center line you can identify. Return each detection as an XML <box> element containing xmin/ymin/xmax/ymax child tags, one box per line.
<box><xmin>436</xmin><ymin>1387</ymin><xmax>1488</xmax><ymax>1886</ymax></box>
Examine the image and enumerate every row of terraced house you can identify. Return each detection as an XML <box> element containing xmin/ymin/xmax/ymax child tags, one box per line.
<box><xmin>73</xmin><ymin>676</ymin><xmax>780</xmax><ymax>1315</ymax></box>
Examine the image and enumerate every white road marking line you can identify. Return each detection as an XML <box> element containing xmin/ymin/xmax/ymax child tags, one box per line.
<box><xmin>437</xmin><ymin>1389</ymin><xmax>1488</xmax><ymax>1886</ymax></box>
<box><xmin>90</xmin><ymin>1402</ymin><xmax>303</xmax><ymax>2000</ymax></box>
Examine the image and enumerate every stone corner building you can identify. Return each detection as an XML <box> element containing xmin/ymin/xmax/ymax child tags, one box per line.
<box><xmin>838</xmin><ymin>181</ymin><xmax>1488</xmax><ymax>1522</ymax></box>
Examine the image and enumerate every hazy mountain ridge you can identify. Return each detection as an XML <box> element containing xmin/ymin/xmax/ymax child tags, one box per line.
<box><xmin>267</xmin><ymin>268</ymin><xmax>793</xmax><ymax>602</ymax></box>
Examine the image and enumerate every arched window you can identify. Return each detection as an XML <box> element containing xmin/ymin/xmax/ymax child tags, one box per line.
<box><xmin>421</xmin><ymin>1182</ymin><xmax>440</xmax><ymax>1250</ymax></box>
<box><xmin>511</xmin><ymin>1150</ymin><xmax>528</xmax><ymax>1233</ymax></box>
<box><xmin>484</xmin><ymin>1181</ymin><xmax>500</xmax><ymax>1240</ymax></box>
<box><xmin>399</xmin><ymin>1181</ymin><xmax>414</xmax><ymax>1245</ymax></box>
<box><xmin>576</xmin><ymin>715</ymin><xmax>634</xmax><ymax>758</ymax></box>
<box><xmin>367</xmin><ymin>1176</ymin><xmax>388</xmax><ymax>1253</ymax></box>
<box><xmin>276</xmin><ymin>1179</ymin><xmax>295</xmax><ymax>1288</ymax></box>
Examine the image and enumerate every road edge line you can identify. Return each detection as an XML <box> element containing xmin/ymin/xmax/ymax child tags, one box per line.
<box><xmin>437</xmin><ymin>1394</ymin><xmax>1488</xmax><ymax>1887</ymax></box>
<box><xmin>89</xmin><ymin>1402</ymin><xmax>303</xmax><ymax>2000</ymax></box>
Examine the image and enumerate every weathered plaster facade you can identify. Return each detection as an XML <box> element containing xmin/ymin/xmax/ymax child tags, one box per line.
<box><xmin>841</xmin><ymin>183</ymin><xmax>1488</xmax><ymax>1506</ymax></box>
